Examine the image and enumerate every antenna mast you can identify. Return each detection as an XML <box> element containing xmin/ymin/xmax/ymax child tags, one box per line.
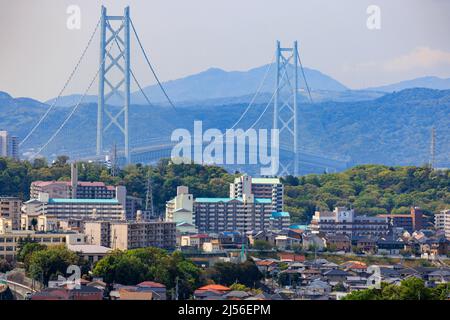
<box><xmin>145</xmin><ymin>170</ymin><xmax>155</xmax><ymax>219</ymax></box>
<box><xmin>110</xmin><ymin>142</ymin><xmax>118</xmax><ymax>176</ymax></box>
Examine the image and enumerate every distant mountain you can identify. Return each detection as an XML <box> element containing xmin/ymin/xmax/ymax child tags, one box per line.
<box><xmin>132</xmin><ymin>64</ymin><xmax>348</xmax><ymax>104</ymax></box>
<box><xmin>367</xmin><ymin>76</ymin><xmax>450</xmax><ymax>92</ymax></box>
<box><xmin>47</xmin><ymin>64</ymin><xmax>349</xmax><ymax>107</ymax></box>
<box><xmin>3</xmin><ymin>88</ymin><xmax>449</xmax><ymax>170</ymax></box>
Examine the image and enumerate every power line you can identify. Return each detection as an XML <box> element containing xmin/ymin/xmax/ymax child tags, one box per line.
<box><xmin>20</xmin><ymin>17</ymin><xmax>101</xmax><ymax>147</ymax></box>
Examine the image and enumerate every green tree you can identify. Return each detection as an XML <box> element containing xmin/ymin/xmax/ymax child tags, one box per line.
<box><xmin>92</xmin><ymin>248</ymin><xmax>202</xmax><ymax>299</ymax></box>
<box><xmin>17</xmin><ymin>241</ymin><xmax>46</xmax><ymax>271</ymax></box>
<box><xmin>253</xmin><ymin>240</ymin><xmax>273</xmax><ymax>251</ymax></box>
<box><xmin>28</xmin><ymin>245</ymin><xmax>88</xmax><ymax>285</ymax></box>
<box><xmin>0</xmin><ymin>259</ymin><xmax>13</xmax><ymax>273</ymax></box>
<box><xmin>206</xmin><ymin>261</ymin><xmax>263</xmax><ymax>288</ymax></box>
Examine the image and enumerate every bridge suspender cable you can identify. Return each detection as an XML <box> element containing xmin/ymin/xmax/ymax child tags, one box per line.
<box><xmin>20</xmin><ymin>18</ymin><xmax>101</xmax><ymax>147</ymax></box>
<box><xmin>245</xmin><ymin>62</ymin><xmax>290</xmax><ymax>131</ymax></box>
<box><xmin>296</xmin><ymin>47</ymin><xmax>313</xmax><ymax>104</ymax></box>
<box><xmin>227</xmin><ymin>55</ymin><xmax>275</xmax><ymax>130</ymax></box>
<box><xmin>130</xmin><ymin>18</ymin><xmax>178</xmax><ymax>112</ymax></box>
<box><xmin>33</xmin><ymin>34</ymin><xmax>119</xmax><ymax>158</ymax></box>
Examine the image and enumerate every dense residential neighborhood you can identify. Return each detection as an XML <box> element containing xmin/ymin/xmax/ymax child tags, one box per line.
<box><xmin>0</xmin><ymin>158</ymin><xmax>449</xmax><ymax>300</ymax></box>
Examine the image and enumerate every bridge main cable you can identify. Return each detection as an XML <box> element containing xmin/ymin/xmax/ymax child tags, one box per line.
<box><xmin>20</xmin><ymin>17</ymin><xmax>101</xmax><ymax>147</ymax></box>
<box><xmin>33</xmin><ymin>35</ymin><xmax>119</xmax><ymax>158</ymax></box>
<box><xmin>130</xmin><ymin>18</ymin><xmax>178</xmax><ymax>112</ymax></box>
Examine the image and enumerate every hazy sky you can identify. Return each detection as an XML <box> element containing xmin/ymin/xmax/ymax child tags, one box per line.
<box><xmin>1</xmin><ymin>0</ymin><xmax>450</xmax><ymax>101</ymax></box>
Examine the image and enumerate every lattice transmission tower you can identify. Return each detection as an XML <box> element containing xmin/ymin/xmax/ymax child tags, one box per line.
<box><xmin>273</xmin><ymin>41</ymin><xmax>299</xmax><ymax>176</ymax></box>
<box><xmin>97</xmin><ymin>6</ymin><xmax>131</xmax><ymax>163</ymax></box>
<box><xmin>144</xmin><ymin>170</ymin><xmax>155</xmax><ymax>220</ymax></box>
<box><xmin>430</xmin><ymin>127</ymin><xmax>436</xmax><ymax>169</ymax></box>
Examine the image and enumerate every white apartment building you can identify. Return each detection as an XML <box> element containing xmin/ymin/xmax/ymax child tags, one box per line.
<box><xmin>435</xmin><ymin>209</ymin><xmax>450</xmax><ymax>240</ymax></box>
<box><xmin>194</xmin><ymin>196</ymin><xmax>274</xmax><ymax>234</ymax></box>
<box><xmin>84</xmin><ymin>213</ymin><xmax>176</xmax><ymax>250</ymax></box>
<box><xmin>0</xmin><ymin>196</ymin><xmax>21</xmax><ymax>230</ymax></box>
<box><xmin>310</xmin><ymin>207</ymin><xmax>390</xmax><ymax>237</ymax></box>
<box><xmin>0</xmin><ymin>130</ymin><xmax>19</xmax><ymax>160</ymax></box>
<box><xmin>230</xmin><ymin>175</ymin><xmax>284</xmax><ymax>212</ymax></box>
<box><xmin>167</xmin><ymin>177</ymin><xmax>290</xmax><ymax>234</ymax></box>
<box><xmin>22</xmin><ymin>192</ymin><xmax>125</xmax><ymax>225</ymax></box>
<box><xmin>165</xmin><ymin>186</ymin><xmax>197</xmax><ymax>233</ymax></box>
<box><xmin>0</xmin><ymin>228</ymin><xmax>84</xmax><ymax>261</ymax></box>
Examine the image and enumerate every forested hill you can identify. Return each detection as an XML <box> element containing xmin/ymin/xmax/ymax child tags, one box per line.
<box><xmin>1</xmin><ymin>88</ymin><xmax>449</xmax><ymax>169</ymax></box>
<box><xmin>0</xmin><ymin>157</ymin><xmax>448</xmax><ymax>225</ymax></box>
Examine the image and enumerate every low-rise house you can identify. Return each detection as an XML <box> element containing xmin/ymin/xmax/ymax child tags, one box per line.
<box><xmin>324</xmin><ymin>234</ymin><xmax>351</xmax><ymax>252</ymax></box>
<box><xmin>31</xmin><ymin>285</ymin><xmax>103</xmax><ymax>300</ymax></box>
<box><xmin>299</xmin><ymin>268</ymin><xmax>321</xmax><ymax>279</ymax></box>
<box><xmin>274</xmin><ymin>235</ymin><xmax>301</xmax><ymax>250</ymax></box>
<box><xmin>219</xmin><ymin>232</ymin><xmax>246</xmax><ymax>249</ymax></box>
<box><xmin>377</xmin><ymin>238</ymin><xmax>405</xmax><ymax>255</ymax></box>
<box><xmin>420</xmin><ymin>237</ymin><xmax>449</xmax><ymax>257</ymax></box>
<box><xmin>136</xmin><ymin>281</ymin><xmax>167</xmax><ymax>300</ymax></box>
<box><xmin>320</xmin><ymin>262</ymin><xmax>339</xmax><ymax>271</ymax></box>
<box><xmin>298</xmin><ymin>279</ymin><xmax>331</xmax><ymax>300</ymax></box>
<box><xmin>194</xmin><ymin>284</ymin><xmax>231</xmax><ymax>300</ymax></box>
<box><xmin>352</xmin><ymin>236</ymin><xmax>378</xmax><ymax>254</ymax></box>
<box><xmin>247</xmin><ymin>230</ymin><xmax>277</xmax><ymax>246</ymax></box>
<box><xmin>379</xmin><ymin>267</ymin><xmax>401</xmax><ymax>283</ymax></box>
<box><xmin>289</xmin><ymin>262</ymin><xmax>307</xmax><ymax>271</ymax></box>
<box><xmin>427</xmin><ymin>270</ymin><xmax>450</xmax><ymax>284</ymax></box>
<box><xmin>67</xmin><ymin>243</ymin><xmax>111</xmax><ymax>264</ymax></box>
<box><xmin>180</xmin><ymin>234</ymin><xmax>211</xmax><ymax>249</ymax></box>
<box><xmin>224</xmin><ymin>290</ymin><xmax>251</xmax><ymax>300</ymax></box>
<box><xmin>301</xmin><ymin>233</ymin><xmax>325</xmax><ymax>251</ymax></box>
<box><xmin>323</xmin><ymin>269</ymin><xmax>350</xmax><ymax>284</ymax></box>
<box><xmin>345</xmin><ymin>275</ymin><xmax>369</xmax><ymax>290</ymax></box>
<box><xmin>202</xmin><ymin>239</ymin><xmax>221</xmax><ymax>252</ymax></box>
<box><xmin>255</xmin><ymin>259</ymin><xmax>279</xmax><ymax>274</ymax></box>
<box><xmin>278</xmin><ymin>252</ymin><xmax>305</xmax><ymax>263</ymax></box>
<box><xmin>118</xmin><ymin>288</ymin><xmax>153</xmax><ymax>300</ymax></box>
<box><xmin>342</xmin><ymin>261</ymin><xmax>368</xmax><ymax>273</ymax></box>
<box><xmin>396</xmin><ymin>267</ymin><xmax>422</xmax><ymax>279</ymax></box>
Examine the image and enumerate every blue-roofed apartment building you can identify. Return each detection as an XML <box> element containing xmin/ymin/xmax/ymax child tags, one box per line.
<box><xmin>22</xmin><ymin>192</ymin><xmax>125</xmax><ymax>230</ymax></box>
<box><xmin>194</xmin><ymin>196</ymin><xmax>275</xmax><ymax>233</ymax></box>
<box><xmin>166</xmin><ymin>175</ymin><xmax>290</xmax><ymax>234</ymax></box>
<box><xmin>193</xmin><ymin>175</ymin><xmax>289</xmax><ymax>233</ymax></box>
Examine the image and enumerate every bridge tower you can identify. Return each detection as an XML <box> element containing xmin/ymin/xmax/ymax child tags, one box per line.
<box><xmin>97</xmin><ymin>6</ymin><xmax>131</xmax><ymax>163</ymax></box>
<box><xmin>273</xmin><ymin>41</ymin><xmax>299</xmax><ymax>176</ymax></box>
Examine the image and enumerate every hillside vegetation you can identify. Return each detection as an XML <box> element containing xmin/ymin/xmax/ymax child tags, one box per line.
<box><xmin>283</xmin><ymin>165</ymin><xmax>450</xmax><ymax>223</ymax></box>
<box><xmin>0</xmin><ymin>157</ymin><xmax>448</xmax><ymax>224</ymax></box>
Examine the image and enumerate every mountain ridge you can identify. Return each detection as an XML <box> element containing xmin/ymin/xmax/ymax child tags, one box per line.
<box><xmin>1</xmin><ymin>87</ymin><xmax>448</xmax><ymax>171</ymax></box>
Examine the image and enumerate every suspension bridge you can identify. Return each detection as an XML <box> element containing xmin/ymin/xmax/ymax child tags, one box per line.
<box><xmin>19</xmin><ymin>5</ymin><xmax>349</xmax><ymax>176</ymax></box>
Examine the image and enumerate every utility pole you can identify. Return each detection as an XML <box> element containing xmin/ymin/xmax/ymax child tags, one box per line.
<box><xmin>175</xmin><ymin>277</ymin><xmax>179</xmax><ymax>300</ymax></box>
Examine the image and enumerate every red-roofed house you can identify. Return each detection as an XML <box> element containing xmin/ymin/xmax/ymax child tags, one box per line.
<box><xmin>136</xmin><ymin>281</ymin><xmax>167</xmax><ymax>300</ymax></box>
<box><xmin>278</xmin><ymin>253</ymin><xmax>305</xmax><ymax>262</ymax></box>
